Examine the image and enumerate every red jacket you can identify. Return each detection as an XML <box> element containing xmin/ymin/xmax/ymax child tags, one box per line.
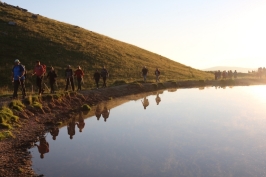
<box><xmin>74</xmin><ymin>69</ymin><xmax>84</xmax><ymax>78</ymax></box>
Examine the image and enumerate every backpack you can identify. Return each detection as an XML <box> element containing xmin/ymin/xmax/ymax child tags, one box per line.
<box><xmin>41</xmin><ymin>64</ymin><xmax>46</xmax><ymax>74</ymax></box>
<box><xmin>21</xmin><ymin>64</ymin><xmax>27</xmax><ymax>78</ymax></box>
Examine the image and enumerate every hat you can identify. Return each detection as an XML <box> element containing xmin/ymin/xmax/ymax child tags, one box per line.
<box><xmin>14</xmin><ymin>59</ymin><xmax>20</xmax><ymax>63</ymax></box>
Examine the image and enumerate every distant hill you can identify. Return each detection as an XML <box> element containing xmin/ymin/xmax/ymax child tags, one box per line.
<box><xmin>0</xmin><ymin>3</ymin><xmax>212</xmax><ymax>90</ymax></box>
<box><xmin>203</xmin><ymin>66</ymin><xmax>256</xmax><ymax>73</ymax></box>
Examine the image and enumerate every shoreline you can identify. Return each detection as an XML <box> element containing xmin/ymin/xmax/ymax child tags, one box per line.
<box><xmin>0</xmin><ymin>78</ymin><xmax>266</xmax><ymax>177</ymax></box>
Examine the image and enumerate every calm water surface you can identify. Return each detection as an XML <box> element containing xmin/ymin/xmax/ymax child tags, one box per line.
<box><xmin>30</xmin><ymin>86</ymin><xmax>266</xmax><ymax>177</ymax></box>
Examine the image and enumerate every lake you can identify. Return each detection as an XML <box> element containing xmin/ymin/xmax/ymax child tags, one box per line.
<box><xmin>30</xmin><ymin>85</ymin><xmax>266</xmax><ymax>177</ymax></box>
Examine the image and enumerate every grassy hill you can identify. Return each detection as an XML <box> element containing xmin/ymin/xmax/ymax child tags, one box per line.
<box><xmin>0</xmin><ymin>3</ymin><xmax>213</xmax><ymax>92</ymax></box>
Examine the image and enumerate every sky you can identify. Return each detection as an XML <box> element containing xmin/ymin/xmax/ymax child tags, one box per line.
<box><xmin>3</xmin><ymin>0</ymin><xmax>266</xmax><ymax>69</ymax></box>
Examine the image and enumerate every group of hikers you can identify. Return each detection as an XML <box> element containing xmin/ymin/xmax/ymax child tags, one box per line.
<box><xmin>214</xmin><ymin>70</ymin><xmax>237</xmax><ymax>80</ymax></box>
<box><xmin>11</xmin><ymin>59</ymin><xmax>109</xmax><ymax>99</ymax></box>
<box><xmin>141</xmin><ymin>66</ymin><xmax>161</xmax><ymax>83</ymax></box>
<box><xmin>12</xmin><ymin>59</ymin><xmax>162</xmax><ymax>99</ymax></box>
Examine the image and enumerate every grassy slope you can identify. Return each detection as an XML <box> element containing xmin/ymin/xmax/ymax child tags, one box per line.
<box><xmin>0</xmin><ymin>3</ymin><xmax>213</xmax><ymax>91</ymax></box>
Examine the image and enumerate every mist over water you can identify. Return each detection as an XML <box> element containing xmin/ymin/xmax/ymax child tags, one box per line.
<box><xmin>31</xmin><ymin>86</ymin><xmax>266</xmax><ymax>177</ymax></box>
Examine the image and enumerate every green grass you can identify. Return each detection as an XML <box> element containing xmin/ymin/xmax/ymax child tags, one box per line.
<box><xmin>81</xmin><ymin>104</ymin><xmax>91</xmax><ymax>112</ymax></box>
<box><xmin>0</xmin><ymin>106</ymin><xmax>19</xmax><ymax>129</ymax></box>
<box><xmin>0</xmin><ymin>4</ymin><xmax>213</xmax><ymax>91</ymax></box>
<box><xmin>0</xmin><ymin>130</ymin><xmax>14</xmax><ymax>140</ymax></box>
<box><xmin>9</xmin><ymin>99</ymin><xmax>25</xmax><ymax>111</ymax></box>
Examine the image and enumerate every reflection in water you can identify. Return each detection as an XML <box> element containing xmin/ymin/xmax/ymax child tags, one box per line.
<box><xmin>95</xmin><ymin>103</ymin><xmax>102</xmax><ymax>121</ymax></box>
<box><xmin>155</xmin><ymin>92</ymin><xmax>161</xmax><ymax>105</ymax></box>
<box><xmin>76</xmin><ymin>112</ymin><xmax>85</xmax><ymax>132</ymax></box>
<box><xmin>35</xmin><ymin>136</ymin><xmax>49</xmax><ymax>159</ymax></box>
<box><xmin>67</xmin><ymin>117</ymin><xmax>76</xmax><ymax>139</ymax></box>
<box><xmin>50</xmin><ymin>127</ymin><xmax>59</xmax><ymax>140</ymax></box>
<box><xmin>30</xmin><ymin>86</ymin><xmax>266</xmax><ymax>177</ymax></box>
<box><xmin>141</xmin><ymin>97</ymin><xmax>149</xmax><ymax>109</ymax></box>
<box><xmin>102</xmin><ymin>103</ymin><xmax>110</xmax><ymax>122</ymax></box>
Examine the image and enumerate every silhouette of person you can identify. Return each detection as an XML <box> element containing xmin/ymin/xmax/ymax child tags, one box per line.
<box><xmin>76</xmin><ymin>112</ymin><xmax>85</xmax><ymax>132</ymax></box>
<box><xmin>95</xmin><ymin>104</ymin><xmax>102</xmax><ymax>121</ymax></box>
<box><xmin>102</xmin><ymin>103</ymin><xmax>110</xmax><ymax>122</ymax></box>
<box><xmin>155</xmin><ymin>92</ymin><xmax>161</xmax><ymax>105</ymax></box>
<box><xmin>67</xmin><ymin>117</ymin><xmax>76</xmax><ymax>139</ymax></box>
<box><xmin>141</xmin><ymin>97</ymin><xmax>149</xmax><ymax>109</ymax></box>
<box><xmin>50</xmin><ymin>127</ymin><xmax>59</xmax><ymax>140</ymax></box>
<box><xmin>35</xmin><ymin>136</ymin><xmax>49</xmax><ymax>159</ymax></box>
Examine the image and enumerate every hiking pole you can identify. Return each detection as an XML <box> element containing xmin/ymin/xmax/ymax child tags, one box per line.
<box><xmin>43</xmin><ymin>83</ymin><xmax>50</xmax><ymax>93</ymax></box>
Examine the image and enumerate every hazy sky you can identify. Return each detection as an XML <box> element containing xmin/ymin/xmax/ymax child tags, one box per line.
<box><xmin>3</xmin><ymin>0</ymin><xmax>266</xmax><ymax>69</ymax></box>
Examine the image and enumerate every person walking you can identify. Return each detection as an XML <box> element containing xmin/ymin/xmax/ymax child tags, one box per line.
<box><xmin>46</xmin><ymin>66</ymin><xmax>57</xmax><ymax>93</ymax></box>
<box><xmin>93</xmin><ymin>69</ymin><xmax>101</xmax><ymax>89</ymax></box>
<box><xmin>142</xmin><ymin>66</ymin><xmax>148</xmax><ymax>82</ymax></box>
<box><xmin>32</xmin><ymin>60</ymin><xmax>45</xmax><ymax>96</ymax></box>
<box><xmin>65</xmin><ymin>65</ymin><xmax>75</xmax><ymax>91</ymax></box>
<box><xmin>74</xmin><ymin>66</ymin><xmax>84</xmax><ymax>91</ymax></box>
<box><xmin>12</xmin><ymin>59</ymin><xmax>26</xmax><ymax>99</ymax></box>
<box><xmin>101</xmin><ymin>66</ymin><xmax>109</xmax><ymax>88</ymax></box>
<box><xmin>155</xmin><ymin>67</ymin><xmax>160</xmax><ymax>82</ymax></box>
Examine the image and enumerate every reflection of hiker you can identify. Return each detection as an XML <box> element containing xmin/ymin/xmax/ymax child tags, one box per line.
<box><xmin>65</xmin><ymin>65</ymin><xmax>75</xmax><ymax>91</ymax></box>
<box><xmin>74</xmin><ymin>66</ymin><xmax>84</xmax><ymax>91</ymax></box>
<box><xmin>102</xmin><ymin>104</ymin><xmax>110</xmax><ymax>122</ymax></box>
<box><xmin>95</xmin><ymin>104</ymin><xmax>102</xmax><ymax>121</ymax></box>
<box><xmin>67</xmin><ymin>117</ymin><xmax>76</xmax><ymax>139</ymax></box>
<box><xmin>12</xmin><ymin>59</ymin><xmax>26</xmax><ymax>99</ymax></box>
<box><xmin>50</xmin><ymin>127</ymin><xmax>59</xmax><ymax>140</ymax></box>
<box><xmin>46</xmin><ymin>66</ymin><xmax>57</xmax><ymax>94</ymax></box>
<box><xmin>32</xmin><ymin>60</ymin><xmax>45</xmax><ymax>96</ymax></box>
<box><xmin>94</xmin><ymin>69</ymin><xmax>101</xmax><ymax>89</ymax></box>
<box><xmin>141</xmin><ymin>97</ymin><xmax>149</xmax><ymax>109</ymax></box>
<box><xmin>155</xmin><ymin>68</ymin><xmax>160</xmax><ymax>82</ymax></box>
<box><xmin>155</xmin><ymin>92</ymin><xmax>161</xmax><ymax>105</ymax></box>
<box><xmin>76</xmin><ymin>112</ymin><xmax>85</xmax><ymax>132</ymax></box>
<box><xmin>101</xmin><ymin>66</ymin><xmax>109</xmax><ymax>88</ymax></box>
<box><xmin>35</xmin><ymin>136</ymin><xmax>49</xmax><ymax>159</ymax></box>
<box><xmin>142</xmin><ymin>66</ymin><xmax>148</xmax><ymax>82</ymax></box>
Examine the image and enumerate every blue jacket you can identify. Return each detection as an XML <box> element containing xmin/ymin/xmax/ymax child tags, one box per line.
<box><xmin>12</xmin><ymin>65</ymin><xmax>25</xmax><ymax>81</ymax></box>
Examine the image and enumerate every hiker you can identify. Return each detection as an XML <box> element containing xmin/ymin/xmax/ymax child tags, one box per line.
<box><xmin>46</xmin><ymin>66</ymin><xmax>57</xmax><ymax>94</ymax></box>
<box><xmin>12</xmin><ymin>59</ymin><xmax>26</xmax><ymax>99</ymax></box>
<box><xmin>142</xmin><ymin>66</ymin><xmax>148</xmax><ymax>82</ymax></box>
<box><xmin>32</xmin><ymin>60</ymin><xmax>45</xmax><ymax>96</ymax></box>
<box><xmin>35</xmin><ymin>136</ymin><xmax>49</xmax><ymax>159</ymax></box>
<box><xmin>94</xmin><ymin>69</ymin><xmax>101</xmax><ymax>89</ymax></box>
<box><xmin>155</xmin><ymin>68</ymin><xmax>160</xmax><ymax>82</ymax></box>
<box><xmin>101</xmin><ymin>66</ymin><xmax>109</xmax><ymax>88</ymax></box>
<box><xmin>76</xmin><ymin>112</ymin><xmax>85</xmax><ymax>132</ymax></box>
<box><xmin>67</xmin><ymin>117</ymin><xmax>76</xmax><ymax>139</ymax></box>
<box><xmin>50</xmin><ymin>127</ymin><xmax>59</xmax><ymax>140</ymax></box>
<box><xmin>102</xmin><ymin>103</ymin><xmax>110</xmax><ymax>122</ymax></box>
<box><xmin>141</xmin><ymin>97</ymin><xmax>149</xmax><ymax>109</ymax></box>
<box><xmin>65</xmin><ymin>65</ymin><xmax>75</xmax><ymax>91</ymax></box>
<box><xmin>234</xmin><ymin>70</ymin><xmax>237</xmax><ymax>79</ymax></box>
<box><xmin>74</xmin><ymin>66</ymin><xmax>84</xmax><ymax>91</ymax></box>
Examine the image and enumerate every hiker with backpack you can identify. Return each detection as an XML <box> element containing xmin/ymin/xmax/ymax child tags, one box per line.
<box><xmin>46</xmin><ymin>66</ymin><xmax>57</xmax><ymax>94</ymax></box>
<box><xmin>32</xmin><ymin>60</ymin><xmax>46</xmax><ymax>96</ymax></box>
<box><xmin>101</xmin><ymin>66</ymin><xmax>109</xmax><ymax>88</ymax></box>
<box><xmin>155</xmin><ymin>67</ymin><xmax>160</xmax><ymax>82</ymax></box>
<box><xmin>65</xmin><ymin>65</ymin><xmax>75</xmax><ymax>91</ymax></box>
<box><xmin>74</xmin><ymin>66</ymin><xmax>84</xmax><ymax>91</ymax></box>
<box><xmin>12</xmin><ymin>59</ymin><xmax>26</xmax><ymax>99</ymax></box>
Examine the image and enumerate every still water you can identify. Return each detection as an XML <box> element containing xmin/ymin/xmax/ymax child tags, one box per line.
<box><xmin>30</xmin><ymin>86</ymin><xmax>266</xmax><ymax>177</ymax></box>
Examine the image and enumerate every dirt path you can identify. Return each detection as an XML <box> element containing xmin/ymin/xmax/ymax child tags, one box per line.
<box><xmin>0</xmin><ymin>78</ymin><xmax>265</xmax><ymax>177</ymax></box>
